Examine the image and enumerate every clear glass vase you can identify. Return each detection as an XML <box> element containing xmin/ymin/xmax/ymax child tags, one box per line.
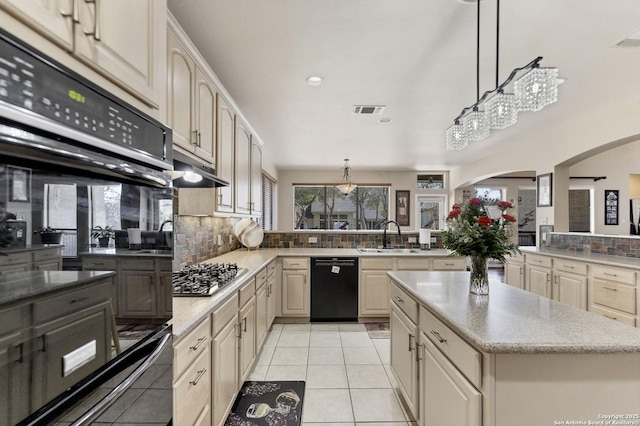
<box><xmin>469</xmin><ymin>255</ymin><xmax>490</xmax><ymax>295</ymax></box>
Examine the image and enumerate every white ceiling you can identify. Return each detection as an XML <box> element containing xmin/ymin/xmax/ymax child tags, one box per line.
<box><xmin>167</xmin><ymin>0</ymin><xmax>640</xmax><ymax>173</ymax></box>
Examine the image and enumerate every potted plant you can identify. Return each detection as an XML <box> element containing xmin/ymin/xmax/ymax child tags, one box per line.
<box><xmin>91</xmin><ymin>226</ymin><xmax>115</xmax><ymax>248</ymax></box>
<box><xmin>35</xmin><ymin>226</ymin><xmax>64</xmax><ymax>244</ymax></box>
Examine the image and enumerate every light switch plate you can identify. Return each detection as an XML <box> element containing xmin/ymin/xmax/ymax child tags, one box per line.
<box><xmin>217</xmin><ymin>235</ymin><xmax>222</xmax><ymax>245</ymax></box>
<box><xmin>408</xmin><ymin>236</ymin><xmax>417</xmax><ymax>243</ymax></box>
<box><xmin>309</xmin><ymin>236</ymin><xmax>318</xmax><ymax>244</ymax></box>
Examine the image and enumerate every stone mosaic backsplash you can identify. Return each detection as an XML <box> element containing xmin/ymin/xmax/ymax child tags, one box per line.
<box><xmin>261</xmin><ymin>231</ymin><xmax>443</xmax><ymax>250</ymax></box>
<box><xmin>548</xmin><ymin>233</ymin><xmax>640</xmax><ymax>258</ymax></box>
<box><xmin>173</xmin><ymin>216</ymin><xmax>241</xmax><ymax>270</ymax></box>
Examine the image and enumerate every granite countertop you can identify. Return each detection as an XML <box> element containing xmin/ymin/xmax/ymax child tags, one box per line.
<box><xmin>0</xmin><ymin>270</ymin><xmax>116</xmax><ymax>306</ymax></box>
<box><xmin>519</xmin><ymin>246</ymin><xmax>640</xmax><ymax>270</ymax></box>
<box><xmin>79</xmin><ymin>248</ymin><xmax>173</xmax><ymax>258</ymax></box>
<box><xmin>389</xmin><ymin>270</ymin><xmax>640</xmax><ymax>354</ymax></box>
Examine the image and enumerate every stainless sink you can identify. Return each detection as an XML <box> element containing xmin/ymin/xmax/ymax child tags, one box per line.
<box><xmin>133</xmin><ymin>249</ymin><xmax>173</xmax><ymax>255</ymax></box>
<box><xmin>357</xmin><ymin>248</ymin><xmax>421</xmax><ymax>254</ymax></box>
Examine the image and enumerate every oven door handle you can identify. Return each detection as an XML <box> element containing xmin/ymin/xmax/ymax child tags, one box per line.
<box><xmin>70</xmin><ymin>332</ymin><xmax>172</xmax><ymax>426</ymax></box>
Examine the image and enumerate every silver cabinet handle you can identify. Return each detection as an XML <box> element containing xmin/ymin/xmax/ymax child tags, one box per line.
<box><xmin>189</xmin><ymin>336</ymin><xmax>206</xmax><ymax>351</ymax></box>
<box><xmin>416</xmin><ymin>343</ymin><xmax>423</xmax><ymax>360</ymax></box>
<box><xmin>603</xmin><ymin>315</ymin><xmax>618</xmax><ymax>320</ymax></box>
<box><xmin>394</xmin><ymin>296</ymin><xmax>404</xmax><ymax>303</ymax></box>
<box><xmin>603</xmin><ymin>286</ymin><xmax>618</xmax><ymax>292</ymax></box>
<box><xmin>60</xmin><ymin>0</ymin><xmax>78</xmax><ymax>23</ymax></box>
<box><xmin>190</xmin><ymin>368</ymin><xmax>207</xmax><ymax>386</ymax></box>
<box><xmin>83</xmin><ymin>0</ymin><xmax>101</xmax><ymax>41</ymax></box>
<box><xmin>430</xmin><ymin>330</ymin><xmax>446</xmax><ymax>344</ymax></box>
<box><xmin>408</xmin><ymin>333</ymin><xmax>414</xmax><ymax>352</ymax></box>
<box><xmin>243</xmin><ymin>317</ymin><xmax>247</xmax><ymax>332</ymax></box>
<box><xmin>71</xmin><ymin>296</ymin><xmax>90</xmax><ymax>303</ymax></box>
<box><xmin>563</xmin><ymin>265</ymin><xmax>574</xmax><ymax>269</ymax></box>
<box><xmin>603</xmin><ymin>272</ymin><xmax>618</xmax><ymax>277</ymax></box>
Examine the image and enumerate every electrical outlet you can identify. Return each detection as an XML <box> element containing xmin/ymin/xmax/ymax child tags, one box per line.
<box><xmin>408</xmin><ymin>236</ymin><xmax>417</xmax><ymax>243</ymax></box>
<box><xmin>309</xmin><ymin>236</ymin><xmax>318</xmax><ymax>244</ymax></box>
<box><xmin>217</xmin><ymin>235</ymin><xmax>222</xmax><ymax>245</ymax></box>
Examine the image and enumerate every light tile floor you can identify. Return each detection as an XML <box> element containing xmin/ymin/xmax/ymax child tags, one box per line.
<box><xmin>248</xmin><ymin>322</ymin><xmax>416</xmax><ymax>426</ymax></box>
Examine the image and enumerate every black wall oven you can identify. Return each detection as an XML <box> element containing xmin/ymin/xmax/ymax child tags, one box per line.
<box><xmin>0</xmin><ymin>29</ymin><xmax>174</xmax><ymax>425</ymax></box>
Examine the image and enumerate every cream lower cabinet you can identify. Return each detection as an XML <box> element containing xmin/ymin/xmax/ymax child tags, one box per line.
<box><xmin>389</xmin><ymin>283</ymin><xmax>419</xmax><ymax>419</ymax></box>
<box><xmin>590</xmin><ymin>264</ymin><xmax>637</xmax><ymax>327</ymax></box>
<box><xmin>504</xmin><ymin>253</ymin><xmax>525</xmax><ymax>289</ymax></box>
<box><xmin>360</xmin><ymin>258</ymin><xmax>393</xmax><ymax>316</ymax></box>
<box><xmin>173</xmin><ymin>317</ymin><xmax>211</xmax><ymax>426</ymax></box>
<box><xmin>211</xmin><ymin>293</ymin><xmax>239</xmax><ymax>426</ymax></box>
<box><xmin>238</xmin><ymin>295</ymin><xmax>257</xmax><ymax>383</ymax></box>
<box><xmin>552</xmin><ymin>259</ymin><xmax>587</xmax><ymax>310</ymax></box>
<box><xmin>266</xmin><ymin>261</ymin><xmax>277</xmax><ymax>327</ymax></box>
<box><xmin>0</xmin><ymin>305</ymin><xmax>30</xmax><ymax>426</ymax></box>
<box><xmin>419</xmin><ymin>335</ymin><xmax>482</xmax><ymax>426</ymax></box>
<box><xmin>281</xmin><ymin>258</ymin><xmax>309</xmax><ymax>317</ymax></box>
<box><xmin>525</xmin><ymin>254</ymin><xmax>552</xmax><ymax>298</ymax></box>
<box><xmin>255</xmin><ymin>268</ymin><xmax>269</xmax><ymax>349</ymax></box>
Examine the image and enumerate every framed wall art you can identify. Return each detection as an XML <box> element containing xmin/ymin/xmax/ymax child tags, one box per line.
<box><xmin>396</xmin><ymin>190</ymin><xmax>410</xmax><ymax>226</ymax></box>
<box><xmin>604</xmin><ymin>189</ymin><xmax>619</xmax><ymax>226</ymax></box>
<box><xmin>536</xmin><ymin>173</ymin><xmax>552</xmax><ymax>207</ymax></box>
<box><xmin>9</xmin><ymin>166</ymin><xmax>30</xmax><ymax>202</ymax></box>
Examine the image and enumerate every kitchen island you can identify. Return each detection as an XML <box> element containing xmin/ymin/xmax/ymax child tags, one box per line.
<box><xmin>388</xmin><ymin>270</ymin><xmax>640</xmax><ymax>426</ymax></box>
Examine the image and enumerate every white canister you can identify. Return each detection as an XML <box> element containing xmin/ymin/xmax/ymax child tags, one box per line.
<box><xmin>419</xmin><ymin>229</ymin><xmax>431</xmax><ymax>250</ymax></box>
<box><xmin>127</xmin><ymin>228</ymin><xmax>142</xmax><ymax>249</ymax></box>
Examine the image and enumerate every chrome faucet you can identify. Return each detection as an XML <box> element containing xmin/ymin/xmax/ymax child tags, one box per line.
<box><xmin>382</xmin><ymin>220</ymin><xmax>401</xmax><ymax>249</ymax></box>
<box><xmin>158</xmin><ymin>220</ymin><xmax>173</xmax><ymax>249</ymax></box>
<box><xmin>159</xmin><ymin>220</ymin><xmax>173</xmax><ymax>231</ymax></box>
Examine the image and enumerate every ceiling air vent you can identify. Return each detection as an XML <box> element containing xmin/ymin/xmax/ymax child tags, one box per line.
<box><xmin>353</xmin><ymin>105</ymin><xmax>386</xmax><ymax>115</ymax></box>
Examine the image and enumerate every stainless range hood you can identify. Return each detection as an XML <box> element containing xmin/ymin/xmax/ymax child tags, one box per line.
<box><xmin>172</xmin><ymin>150</ymin><xmax>229</xmax><ymax>188</ymax></box>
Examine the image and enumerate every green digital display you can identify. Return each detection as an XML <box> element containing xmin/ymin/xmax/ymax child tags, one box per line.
<box><xmin>68</xmin><ymin>89</ymin><xmax>85</xmax><ymax>104</ymax></box>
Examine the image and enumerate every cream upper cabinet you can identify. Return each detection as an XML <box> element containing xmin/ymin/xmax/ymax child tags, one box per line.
<box><xmin>217</xmin><ymin>94</ymin><xmax>235</xmax><ymax>213</ymax></box>
<box><xmin>235</xmin><ymin>119</ymin><xmax>252</xmax><ymax>215</ymax></box>
<box><xmin>0</xmin><ymin>0</ymin><xmax>74</xmax><ymax>50</ymax></box>
<box><xmin>250</xmin><ymin>140</ymin><xmax>263</xmax><ymax>216</ymax></box>
<box><xmin>1</xmin><ymin>0</ymin><xmax>165</xmax><ymax>108</ymax></box>
<box><xmin>167</xmin><ymin>29</ymin><xmax>216</xmax><ymax>164</ymax></box>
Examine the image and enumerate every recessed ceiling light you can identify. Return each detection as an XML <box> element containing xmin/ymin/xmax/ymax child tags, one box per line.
<box><xmin>306</xmin><ymin>76</ymin><xmax>324</xmax><ymax>86</ymax></box>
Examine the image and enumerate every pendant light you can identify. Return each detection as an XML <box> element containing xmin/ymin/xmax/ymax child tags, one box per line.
<box><xmin>514</xmin><ymin>66</ymin><xmax>559</xmax><ymax>112</ymax></box>
<box><xmin>335</xmin><ymin>159</ymin><xmax>357</xmax><ymax>195</ymax></box>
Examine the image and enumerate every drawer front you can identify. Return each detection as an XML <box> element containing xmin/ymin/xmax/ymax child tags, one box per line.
<box><xmin>0</xmin><ymin>251</ymin><xmax>29</xmax><ymax>266</ymax></box>
<box><xmin>0</xmin><ymin>304</ymin><xmax>29</xmax><ymax>336</ymax></box>
<box><xmin>120</xmin><ymin>258</ymin><xmax>155</xmax><ymax>271</ymax></box>
<box><xmin>174</xmin><ymin>316</ymin><xmax>211</xmax><ymax>378</ymax></box>
<box><xmin>592</xmin><ymin>265</ymin><xmax>635</xmax><ymax>286</ymax></box>
<box><xmin>173</xmin><ymin>349</ymin><xmax>211</xmax><ymax>426</ymax></box>
<box><xmin>420</xmin><ymin>307</ymin><xmax>482</xmax><ymax>388</ymax></box>
<box><xmin>212</xmin><ymin>293</ymin><xmax>239</xmax><ymax>336</ymax></box>
<box><xmin>526</xmin><ymin>254</ymin><xmax>552</xmax><ymax>269</ymax></box>
<box><xmin>33</xmin><ymin>248</ymin><xmax>61</xmax><ymax>261</ymax></box>
<box><xmin>360</xmin><ymin>257</ymin><xmax>394</xmax><ymax>270</ymax></box>
<box><xmin>282</xmin><ymin>257</ymin><xmax>309</xmax><ymax>270</ymax></box>
<box><xmin>82</xmin><ymin>258</ymin><xmax>118</xmax><ymax>270</ymax></box>
<box><xmin>507</xmin><ymin>252</ymin><xmax>524</xmax><ymax>263</ymax></box>
<box><xmin>255</xmin><ymin>268</ymin><xmax>268</xmax><ymax>290</ymax></box>
<box><xmin>390</xmin><ymin>282</ymin><xmax>418</xmax><ymax>324</ymax></box>
<box><xmin>239</xmin><ymin>278</ymin><xmax>256</xmax><ymax>307</ymax></box>
<box><xmin>432</xmin><ymin>258</ymin><xmax>467</xmax><ymax>271</ymax></box>
<box><xmin>590</xmin><ymin>304</ymin><xmax>636</xmax><ymax>327</ymax></box>
<box><xmin>593</xmin><ymin>279</ymin><xmax>636</xmax><ymax>314</ymax></box>
<box><xmin>267</xmin><ymin>261</ymin><xmax>276</xmax><ymax>277</ymax></box>
<box><xmin>397</xmin><ymin>257</ymin><xmax>431</xmax><ymax>270</ymax></box>
<box><xmin>553</xmin><ymin>259</ymin><xmax>587</xmax><ymax>275</ymax></box>
<box><xmin>34</xmin><ymin>280</ymin><xmax>110</xmax><ymax>323</ymax></box>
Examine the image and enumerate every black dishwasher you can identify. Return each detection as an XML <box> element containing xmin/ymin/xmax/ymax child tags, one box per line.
<box><xmin>311</xmin><ymin>257</ymin><xmax>359</xmax><ymax>321</ymax></box>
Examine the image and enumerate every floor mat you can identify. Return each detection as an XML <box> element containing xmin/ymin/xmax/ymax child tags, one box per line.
<box><xmin>364</xmin><ymin>322</ymin><xmax>390</xmax><ymax>339</ymax></box>
<box><xmin>225</xmin><ymin>381</ymin><xmax>305</xmax><ymax>426</ymax></box>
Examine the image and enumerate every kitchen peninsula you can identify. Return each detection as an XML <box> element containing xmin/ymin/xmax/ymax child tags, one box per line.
<box><xmin>389</xmin><ymin>270</ymin><xmax>640</xmax><ymax>426</ymax></box>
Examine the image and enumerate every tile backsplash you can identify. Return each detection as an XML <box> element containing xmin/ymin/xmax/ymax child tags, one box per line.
<box><xmin>173</xmin><ymin>216</ymin><xmax>241</xmax><ymax>270</ymax></box>
<box><xmin>261</xmin><ymin>231</ymin><xmax>442</xmax><ymax>250</ymax></box>
<box><xmin>547</xmin><ymin>232</ymin><xmax>640</xmax><ymax>258</ymax></box>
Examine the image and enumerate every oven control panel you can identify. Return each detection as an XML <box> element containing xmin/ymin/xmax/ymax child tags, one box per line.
<box><xmin>0</xmin><ymin>30</ymin><xmax>169</xmax><ymax>165</ymax></box>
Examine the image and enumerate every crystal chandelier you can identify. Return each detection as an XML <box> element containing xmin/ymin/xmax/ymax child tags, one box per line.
<box><xmin>335</xmin><ymin>159</ymin><xmax>357</xmax><ymax>195</ymax></box>
<box><xmin>445</xmin><ymin>0</ymin><xmax>559</xmax><ymax>150</ymax></box>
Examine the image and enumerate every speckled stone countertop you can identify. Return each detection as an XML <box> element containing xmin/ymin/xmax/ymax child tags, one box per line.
<box><xmin>388</xmin><ymin>270</ymin><xmax>640</xmax><ymax>354</ymax></box>
<box><xmin>519</xmin><ymin>246</ymin><xmax>640</xmax><ymax>270</ymax></box>
<box><xmin>0</xmin><ymin>270</ymin><xmax>116</xmax><ymax>306</ymax></box>
<box><xmin>171</xmin><ymin>248</ymin><xmax>454</xmax><ymax>340</ymax></box>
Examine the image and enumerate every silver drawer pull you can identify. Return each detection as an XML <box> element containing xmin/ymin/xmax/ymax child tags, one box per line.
<box><xmin>189</xmin><ymin>336</ymin><xmax>207</xmax><ymax>351</ymax></box>
<box><xmin>430</xmin><ymin>330</ymin><xmax>447</xmax><ymax>344</ymax></box>
<box><xmin>603</xmin><ymin>315</ymin><xmax>618</xmax><ymax>320</ymax></box>
<box><xmin>603</xmin><ymin>286</ymin><xmax>618</xmax><ymax>292</ymax></box>
<box><xmin>563</xmin><ymin>265</ymin><xmax>574</xmax><ymax>269</ymax></box>
<box><xmin>71</xmin><ymin>296</ymin><xmax>90</xmax><ymax>303</ymax></box>
<box><xmin>190</xmin><ymin>368</ymin><xmax>207</xmax><ymax>386</ymax></box>
<box><xmin>408</xmin><ymin>333</ymin><xmax>414</xmax><ymax>352</ymax></box>
<box><xmin>394</xmin><ymin>296</ymin><xmax>404</xmax><ymax>303</ymax></box>
<box><xmin>603</xmin><ymin>272</ymin><xmax>618</xmax><ymax>277</ymax></box>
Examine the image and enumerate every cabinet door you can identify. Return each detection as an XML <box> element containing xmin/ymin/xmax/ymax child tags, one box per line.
<box><xmin>250</xmin><ymin>140</ymin><xmax>262</xmax><ymax>216</ymax></box>
<box><xmin>282</xmin><ymin>270</ymin><xmax>308</xmax><ymax>316</ymax></box>
<box><xmin>239</xmin><ymin>297</ymin><xmax>256</xmax><ymax>383</ymax></box>
<box><xmin>390</xmin><ymin>304</ymin><xmax>418</xmax><ymax>419</ymax></box>
<box><xmin>74</xmin><ymin>0</ymin><xmax>162</xmax><ymax>107</ymax></box>
<box><xmin>420</xmin><ymin>336</ymin><xmax>481</xmax><ymax>426</ymax></box>
<box><xmin>553</xmin><ymin>273</ymin><xmax>587</xmax><ymax>310</ymax></box>
<box><xmin>527</xmin><ymin>266</ymin><xmax>551</xmax><ymax>298</ymax></box>
<box><xmin>235</xmin><ymin>120</ymin><xmax>252</xmax><ymax>215</ymax></box>
<box><xmin>0</xmin><ymin>0</ymin><xmax>74</xmax><ymax>51</ymax></box>
<box><xmin>505</xmin><ymin>262</ymin><xmax>524</xmax><ymax>289</ymax></box>
<box><xmin>120</xmin><ymin>271</ymin><xmax>157</xmax><ymax>317</ymax></box>
<box><xmin>256</xmin><ymin>284</ymin><xmax>268</xmax><ymax>349</ymax></box>
<box><xmin>216</xmin><ymin>95</ymin><xmax>235</xmax><ymax>212</ymax></box>
<box><xmin>167</xmin><ymin>30</ymin><xmax>195</xmax><ymax>151</ymax></box>
<box><xmin>194</xmin><ymin>66</ymin><xmax>216</xmax><ymax>163</ymax></box>
<box><xmin>33</xmin><ymin>259</ymin><xmax>62</xmax><ymax>271</ymax></box>
<box><xmin>212</xmin><ymin>318</ymin><xmax>238</xmax><ymax>426</ymax></box>
<box><xmin>33</xmin><ymin>305</ymin><xmax>109</xmax><ymax>408</ymax></box>
<box><xmin>360</xmin><ymin>271</ymin><xmax>390</xmax><ymax>316</ymax></box>
<box><xmin>159</xmin><ymin>270</ymin><xmax>173</xmax><ymax>318</ymax></box>
<box><xmin>266</xmin><ymin>273</ymin><xmax>277</xmax><ymax>327</ymax></box>
<box><xmin>173</xmin><ymin>349</ymin><xmax>211</xmax><ymax>426</ymax></box>
<box><xmin>0</xmin><ymin>332</ymin><xmax>30</xmax><ymax>426</ymax></box>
